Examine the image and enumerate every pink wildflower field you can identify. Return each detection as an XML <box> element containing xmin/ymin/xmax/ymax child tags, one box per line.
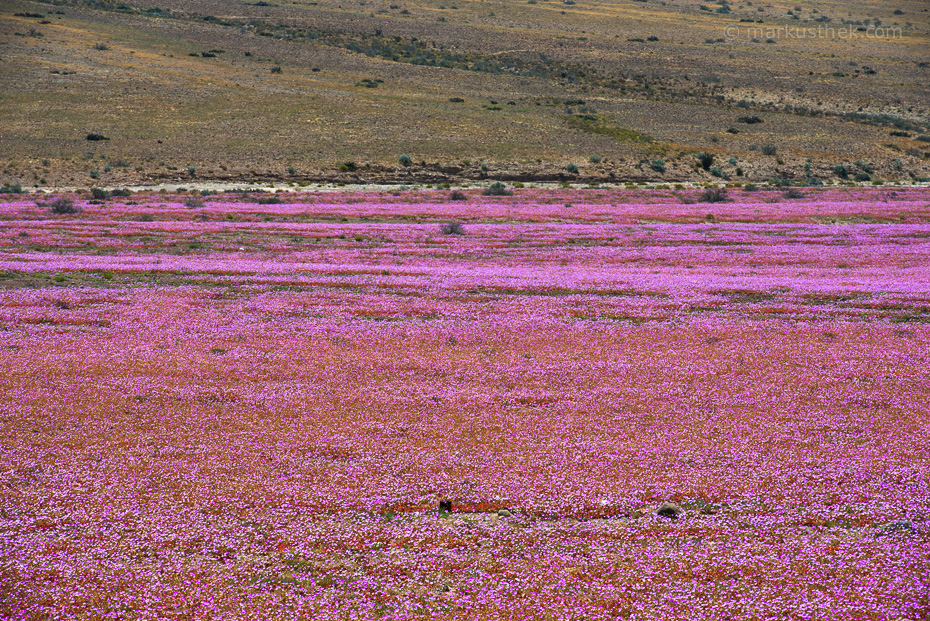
<box><xmin>1</xmin><ymin>187</ymin><xmax>928</xmax><ymax>620</ymax></box>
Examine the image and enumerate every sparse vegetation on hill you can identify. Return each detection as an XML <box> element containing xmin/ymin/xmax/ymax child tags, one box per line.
<box><xmin>0</xmin><ymin>0</ymin><xmax>927</xmax><ymax>185</ymax></box>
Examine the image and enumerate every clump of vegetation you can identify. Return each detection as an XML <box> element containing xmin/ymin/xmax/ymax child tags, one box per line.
<box><xmin>695</xmin><ymin>152</ymin><xmax>714</xmax><ymax>170</ymax></box>
<box><xmin>90</xmin><ymin>187</ymin><xmax>110</xmax><ymax>200</ymax></box>
<box><xmin>482</xmin><ymin>182</ymin><xmax>513</xmax><ymax>196</ymax></box>
<box><xmin>270</xmin><ymin>66</ymin><xmax>282</xmax><ymax>73</ymax></box>
<box><xmin>698</xmin><ymin>188</ymin><xmax>729</xmax><ymax>203</ymax></box>
<box><xmin>398</xmin><ymin>154</ymin><xmax>413</xmax><ymax>167</ymax></box>
<box><xmin>760</xmin><ymin>144</ymin><xmax>778</xmax><ymax>156</ymax></box>
<box><xmin>93</xmin><ymin>42</ymin><xmax>109</xmax><ymax>50</ymax></box>
<box><xmin>0</xmin><ymin>183</ymin><xmax>24</xmax><ymax>194</ymax></box>
<box><xmin>86</xmin><ymin>133</ymin><xmax>109</xmax><ymax>141</ymax></box>
<box><xmin>184</xmin><ymin>196</ymin><xmax>204</xmax><ymax>208</ymax></box>
<box><xmin>566</xmin><ymin>163</ymin><xmax>579</xmax><ymax>174</ymax></box>
<box><xmin>440</xmin><ymin>222</ymin><xmax>464</xmax><ymax>235</ymax></box>
<box><xmin>743</xmin><ymin>183</ymin><xmax>759</xmax><ymax>192</ymax></box>
<box><xmin>832</xmin><ymin>164</ymin><xmax>850</xmax><ymax>179</ymax></box>
<box><xmin>649</xmin><ymin>159</ymin><xmax>666</xmax><ymax>173</ymax></box>
<box><xmin>783</xmin><ymin>188</ymin><xmax>805</xmax><ymax>199</ymax></box>
<box><xmin>854</xmin><ymin>172</ymin><xmax>872</xmax><ymax>182</ymax></box>
<box><xmin>46</xmin><ymin>198</ymin><xmax>80</xmax><ymax>214</ymax></box>
<box><xmin>187</xmin><ymin>166</ymin><xmax>196</xmax><ymax>175</ymax></box>
<box><xmin>737</xmin><ymin>116</ymin><xmax>764</xmax><ymax>124</ymax></box>
<box><xmin>589</xmin><ymin>155</ymin><xmax>602</xmax><ymax>163</ymax></box>
<box><xmin>854</xmin><ymin>160</ymin><xmax>874</xmax><ymax>174</ymax></box>
<box><xmin>449</xmin><ymin>190</ymin><xmax>467</xmax><ymax>201</ymax></box>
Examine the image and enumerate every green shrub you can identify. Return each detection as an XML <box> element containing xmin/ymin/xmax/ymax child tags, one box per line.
<box><xmin>649</xmin><ymin>159</ymin><xmax>665</xmax><ymax>173</ymax></box>
<box><xmin>482</xmin><ymin>182</ymin><xmax>513</xmax><ymax>196</ymax></box>
<box><xmin>398</xmin><ymin>154</ymin><xmax>412</xmax><ymax>167</ymax></box>
<box><xmin>589</xmin><ymin>155</ymin><xmax>602</xmax><ymax>163</ymax></box>
<box><xmin>565</xmin><ymin>163</ymin><xmax>579</xmax><ymax>174</ymax></box>
<box><xmin>449</xmin><ymin>190</ymin><xmax>467</xmax><ymax>201</ymax></box>
<box><xmin>0</xmin><ymin>183</ymin><xmax>24</xmax><ymax>194</ymax></box>
<box><xmin>832</xmin><ymin>164</ymin><xmax>849</xmax><ymax>179</ymax></box>
<box><xmin>90</xmin><ymin>187</ymin><xmax>110</xmax><ymax>200</ymax></box>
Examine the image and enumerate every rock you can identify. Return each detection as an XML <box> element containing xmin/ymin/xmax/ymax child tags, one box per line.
<box><xmin>497</xmin><ymin>509</ymin><xmax>513</xmax><ymax>517</ymax></box>
<box><xmin>875</xmin><ymin>520</ymin><xmax>915</xmax><ymax>536</ymax></box>
<box><xmin>656</xmin><ymin>502</ymin><xmax>682</xmax><ymax>519</ymax></box>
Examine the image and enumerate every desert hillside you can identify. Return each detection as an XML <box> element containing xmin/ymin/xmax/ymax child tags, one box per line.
<box><xmin>1</xmin><ymin>0</ymin><xmax>929</xmax><ymax>185</ymax></box>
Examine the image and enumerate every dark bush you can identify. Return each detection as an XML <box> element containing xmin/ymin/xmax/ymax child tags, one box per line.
<box><xmin>737</xmin><ymin>116</ymin><xmax>764</xmax><ymax>124</ymax></box>
<box><xmin>449</xmin><ymin>190</ymin><xmax>467</xmax><ymax>201</ymax></box>
<box><xmin>698</xmin><ymin>188</ymin><xmax>728</xmax><ymax>203</ymax></box>
<box><xmin>743</xmin><ymin>183</ymin><xmax>759</xmax><ymax>192</ymax></box>
<box><xmin>0</xmin><ymin>183</ymin><xmax>24</xmax><ymax>194</ymax></box>
<box><xmin>760</xmin><ymin>144</ymin><xmax>778</xmax><ymax>156</ymax></box>
<box><xmin>111</xmin><ymin>188</ymin><xmax>131</xmax><ymax>197</ymax></box>
<box><xmin>48</xmin><ymin>198</ymin><xmax>80</xmax><ymax>214</ymax></box>
<box><xmin>649</xmin><ymin>159</ymin><xmax>666</xmax><ymax>173</ymax></box>
<box><xmin>90</xmin><ymin>187</ymin><xmax>110</xmax><ymax>200</ymax></box>
<box><xmin>783</xmin><ymin>188</ymin><xmax>805</xmax><ymax>198</ymax></box>
<box><xmin>695</xmin><ymin>152</ymin><xmax>714</xmax><ymax>170</ymax></box>
<box><xmin>440</xmin><ymin>222</ymin><xmax>464</xmax><ymax>235</ymax></box>
<box><xmin>832</xmin><ymin>164</ymin><xmax>849</xmax><ymax>179</ymax></box>
<box><xmin>854</xmin><ymin>172</ymin><xmax>872</xmax><ymax>182</ymax></box>
<box><xmin>566</xmin><ymin>163</ymin><xmax>579</xmax><ymax>174</ymax></box>
<box><xmin>398</xmin><ymin>154</ymin><xmax>413</xmax><ymax>167</ymax></box>
<box><xmin>86</xmin><ymin>133</ymin><xmax>109</xmax><ymax>141</ymax></box>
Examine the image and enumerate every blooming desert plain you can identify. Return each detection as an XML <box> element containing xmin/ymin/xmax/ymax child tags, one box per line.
<box><xmin>0</xmin><ymin>186</ymin><xmax>928</xmax><ymax>619</ymax></box>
